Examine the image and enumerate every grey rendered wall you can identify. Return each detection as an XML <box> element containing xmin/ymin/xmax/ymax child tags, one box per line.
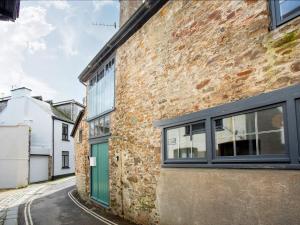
<box><xmin>157</xmin><ymin>168</ymin><xmax>300</xmax><ymax>225</ymax></box>
<box><xmin>0</xmin><ymin>125</ymin><xmax>29</xmax><ymax>189</ymax></box>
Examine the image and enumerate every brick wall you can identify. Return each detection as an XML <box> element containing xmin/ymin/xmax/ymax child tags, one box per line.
<box><xmin>109</xmin><ymin>0</ymin><xmax>300</xmax><ymax>224</ymax></box>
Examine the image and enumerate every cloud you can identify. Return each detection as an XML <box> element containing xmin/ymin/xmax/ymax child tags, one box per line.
<box><xmin>43</xmin><ymin>0</ymin><xmax>70</xmax><ymax>10</ymax></box>
<box><xmin>0</xmin><ymin>6</ymin><xmax>57</xmax><ymax>98</ymax></box>
<box><xmin>93</xmin><ymin>0</ymin><xmax>116</xmax><ymax>12</ymax></box>
<box><xmin>59</xmin><ymin>26</ymin><xmax>78</xmax><ymax>56</ymax></box>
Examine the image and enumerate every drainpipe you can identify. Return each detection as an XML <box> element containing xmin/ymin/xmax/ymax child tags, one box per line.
<box><xmin>52</xmin><ymin>117</ymin><xmax>55</xmax><ymax>179</ymax></box>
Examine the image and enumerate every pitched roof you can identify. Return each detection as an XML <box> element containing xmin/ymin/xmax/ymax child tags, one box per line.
<box><xmin>31</xmin><ymin>98</ymin><xmax>74</xmax><ymax>124</ymax></box>
<box><xmin>70</xmin><ymin>109</ymin><xmax>85</xmax><ymax>137</ymax></box>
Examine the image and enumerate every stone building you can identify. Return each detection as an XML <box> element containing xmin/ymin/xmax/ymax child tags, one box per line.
<box><xmin>75</xmin><ymin>0</ymin><xmax>300</xmax><ymax>224</ymax></box>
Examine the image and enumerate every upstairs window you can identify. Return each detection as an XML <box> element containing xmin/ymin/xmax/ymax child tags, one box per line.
<box><xmin>89</xmin><ymin>114</ymin><xmax>110</xmax><ymax>138</ymax></box>
<box><xmin>62</xmin><ymin>123</ymin><xmax>69</xmax><ymax>141</ymax></box>
<box><xmin>87</xmin><ymin>57</ymin><xmax>115</xmax><ymax>119</ymax></box>
<box><xmin>270</xmin><ymin>0</ymin><xmax>300</xmax><ymax>28</ymax></box>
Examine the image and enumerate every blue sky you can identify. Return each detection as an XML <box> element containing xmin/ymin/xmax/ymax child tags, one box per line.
<box><xmin>0</xmin><ymin>0</ymin><xmax>120</xmax><ymax>103</ymax></box>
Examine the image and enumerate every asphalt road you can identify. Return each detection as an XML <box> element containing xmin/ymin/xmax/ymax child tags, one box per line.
<box><xmin>19</xmin><ymin>186</ymin><xmax>108</xmax><ymax>225</ymax></box>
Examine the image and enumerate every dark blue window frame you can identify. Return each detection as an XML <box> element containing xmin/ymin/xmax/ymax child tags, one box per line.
<box><xmin>270</xmin><ymin>0</ymin><xmax>300</xmax><ymax>29</ymax></box>
<box><xmin>156</xmin><ymin>84</ymin><xmax>300</xmax><ymax>169</ymax></box>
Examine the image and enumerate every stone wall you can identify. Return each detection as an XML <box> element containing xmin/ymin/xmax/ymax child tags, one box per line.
<box><xmin>110</xmin><ymin>0</ymin><xmax>300</xmax><ymax>224</ymax></box>
<box><xmin>119</xmin><ymin>0</ymin><xmax>143</xmax><ymax>27</ymax></box>
<box><xmin>74</xmin><ymin>110</ymin><xmax>90</xmax><ymax>201</ymax></box>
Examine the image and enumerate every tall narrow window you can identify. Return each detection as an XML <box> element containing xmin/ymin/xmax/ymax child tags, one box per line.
<box><xmin>62</xmin><ymin>151</ymin><xmax>69</xmax><ymax>168</ymax></box>
<box><xmin>62</xmin><ymin>123</ymin><xmax>69</xmax><ymax>141</ymax></box>
<box><xmin>87</xmin><ymin>57</ymin><xmax>115</xmax><ymax>119</ymax></box>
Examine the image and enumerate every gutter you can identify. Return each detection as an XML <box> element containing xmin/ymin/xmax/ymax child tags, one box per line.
<box><xmin>78</xmin><ymin>0</ymin><xmax>169</xmax><ymax>83</ymax></box>
<box><xmin>52</xmin><ymin>117</ymin><xmax>54</xmax><ymax>179</ymax></box>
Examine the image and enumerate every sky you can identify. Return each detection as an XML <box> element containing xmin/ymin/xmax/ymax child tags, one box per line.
<box><xmin>0</xmin><ymin>0</ymin><xmax>120</xmax><ymax>103</ymax></box>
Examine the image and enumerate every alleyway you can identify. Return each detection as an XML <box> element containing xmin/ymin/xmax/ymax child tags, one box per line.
<box><xmin>0</xmin><ymin>177</ymin><xmax>122</xmax><ymax>225</ymax></box>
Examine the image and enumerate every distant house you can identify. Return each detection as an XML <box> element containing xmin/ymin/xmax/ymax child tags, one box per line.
<box><xmin>0</xmin><ymin>0</ymin><xmax>20</xmax><ymax>21</ymax></box>
<box><xmin>0</xmin><ymin>87</ymin><xmax>84</xmax><ymax>187</ymax></box>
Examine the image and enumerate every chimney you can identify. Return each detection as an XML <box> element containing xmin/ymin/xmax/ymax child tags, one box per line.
<box><xmin>11</xmin><ymin>87</ymin><xmax>32</xmax><ymax>99</ymax></box>
<box><xmin>119</xmin><ymin>0</ymin><xmax>143</xmax><ymax>27</ymax></box>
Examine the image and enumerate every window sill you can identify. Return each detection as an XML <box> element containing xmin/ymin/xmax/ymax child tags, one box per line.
<box><xmin>62</xmin><ymin>139</ymin><xmax>70</xmax><ymax>142</ymax></box>
<box><xmin>162</xmin><ymin>163</ymin><xmax>300</xmax><ymax>170</ymax></box>
<box><xmin>62</xmin><ymin>166</ymin><xmax>70</xmax><ymax>169</ymax></box>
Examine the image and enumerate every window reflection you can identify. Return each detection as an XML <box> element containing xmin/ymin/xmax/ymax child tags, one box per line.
<box><xmin>166</xmin><ymin>122</ymin><xmax>206</xmax><ymax>159</ymax></box>
<box><xmin>89</xmin><ymin>114</ymin><xmax>110</xmax><ymax>138</ymax></box>
<box><xmin>214</xmin><ymin>106</ymin><xmax>285</xmax><ymax>157</ymax></box>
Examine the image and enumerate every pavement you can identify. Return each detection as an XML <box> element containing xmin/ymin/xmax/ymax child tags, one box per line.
<box><xmin>0</xmin><ymin>177</ymin><xmax>75</xmax><ymax>225</ymax></box>
<box><xmin>1</xmin><ymin>176</ymin><xmax>135</xmax><ymax>225</ymax></box>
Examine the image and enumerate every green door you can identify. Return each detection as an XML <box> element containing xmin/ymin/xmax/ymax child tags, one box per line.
<box><xmin>91</xmin><ymin>142</ymin><xmax>109</xmax><ymax>206</ymax></box>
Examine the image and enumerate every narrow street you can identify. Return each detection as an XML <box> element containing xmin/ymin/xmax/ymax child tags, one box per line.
<box><xmin>0</xmin><ymin>177</ymin><xmax>123</xmax><ymax>225</ymax></box>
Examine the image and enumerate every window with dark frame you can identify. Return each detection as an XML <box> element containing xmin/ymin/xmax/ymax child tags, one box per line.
<box><xmin>62</xmin><ymin>151</ymin><xmax>69</xmax><ymax>168</ymax></box>
<box><xmin>213</xmin><ymin>106</ymin><xmax>286</xmax><ymax>157</ymax></box>
<box><xmin>159</xmin><ymin>84</ymin><xmax>300</xmax><ymax>168</ymax></box>
<box><xmin>270</xmin><ymin>0</ymin><xmax>300</xmax><ymax>29</ymax></box>
<box><xmin>166</xmin><ymin>121</ymin><xmax>206</xmax><ymax>160</ymax></box>
<box><xmin>89</xmin><ymin>114</ymin><xmax>110</xmax><ymax>138</ymax></box>
<box><xmin>62</xmin><ymin>123</ymin><xmax>69</xmax><ymax>141</ymax></box>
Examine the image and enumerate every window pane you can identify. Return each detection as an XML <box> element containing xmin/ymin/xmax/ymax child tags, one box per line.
<box><xmin>99</xmin><ymin>117</ymin><xmax>104</xmax><ymax>135</ymax></box>
<box><xmin>104</xmin><ymin>115</ymin><xmax>110</xmax><ymax>134</ymax></box>
<box><xmin>234</xmin><ymin>113</ymin><xmax>256</xmax><ymax>156</ymax></box>
<box><xmin>215</xmin><ymin>117</ymin><xmax>234</xmax><ymax>156</ymax></box>
<box><xmin>192</xmin><ymin>122</ymin><xmax>206</xmax><ymax>158</ymax></box>
<box><xmin>279</xmin><ymin>0</ymin><xmax>300</xmax><ymax>19</ymax></box>
<box><xmin>258</xmin><ymin>131</ymin><xmax>285</xmax><ymax>155</ymax></box>
<box><xmin>167</xmin><ymin>126</ymin><xmax>191</xmax><ymax>159</ymax></box>
<box><xmin>87</xmin><ymin>59</ymin><xmax>115</xmax><ymax>118</ymax></box>
<box><xmin>89</xmin><ymin>120</ymin><xmax>95</xmax><ymax>137</ymax></box>
<box><xmin>257</xmin><ymin>107</ymin><xmax>284</xmax><ymax>132</ymax></box>
<box><xmin>236</xmin><ymin>134</ymin><xmax>257</xmax><ymax>156</ymax></box>
<box><xmin>214</xmin><ymin>106</ymin><xmax>286</xmax><ymax>157</ymax></box>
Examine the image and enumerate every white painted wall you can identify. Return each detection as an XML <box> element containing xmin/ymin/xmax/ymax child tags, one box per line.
<box><xmin>0</xmin><ymin>125</ymin><xmax>29</xmax><ymax>189</ymax></box>
<box><xmin>0</xmin><ymin>88</ymin><xmax>52</xmax><ymax>183</ymax></box>
<box><xmin>53</xmin><ymin>119</ymin><xmax>75</xmax><ymax>176</ymax></box>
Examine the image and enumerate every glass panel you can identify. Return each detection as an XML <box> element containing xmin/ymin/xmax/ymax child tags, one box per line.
<box><xmin>87</xmin><ymin>59</ymin><xmax>115</xmax><ymax>118</ymax></box>
<box><xmin>258</xmin><ymin>131</ymin><xmax>285</xmax><ymax>155</ymax></box>
<box><xmin>89</xmin><ymin>120</ymin><xmax>95</xmax><ymax>137</ymax></box>
<box><xmin>257</xmin><ymin>107</ymin><xmax>284</xmax><ymax>132</ymax></box>
<box><xmin>279</xmin><ymin>0</ymin><xmax>300</xmax><ymax>19</ymax></box>
<box><xmin>104</xmin><ymin>115</ymin><xmax>110</xmax><ymax>134</ymax></box>
<box><xmin>214</xmin><ymin>106</ymin><xmax>286</xmax><ymax>157</ymax></box>
<box><xmin>215</xmin><ymin>117</ymin><xmax>234</xmax><ymax>156</ymax></box>
<box><xmin>192</xmin><ymin>122</ymin><xmax>206</xmax><ymax>158</ymax></box>
<box><xmin>236</xmin><ymin>134</ymin><xmax>257</xmax><ymax>156</ymax></box>
<box><xmin>166</xmin><ymin>126</ymin><xmax>191</xmax><ymax>159</ymax></box>
<box><xmin>94</xmin><ymin>118</ymin><xmax>101</xmax><ymax>137</ymax></box>
<box><xmin>99</xmin><ymin>117</ymin><xmax>105</xmax><ymax>136</ymax></box>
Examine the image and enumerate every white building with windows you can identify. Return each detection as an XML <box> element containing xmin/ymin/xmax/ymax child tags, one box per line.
<box><xmin>0</xmin><ymin>87</ymin><xmax>83</xmax><ymax>187</ymax></box>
